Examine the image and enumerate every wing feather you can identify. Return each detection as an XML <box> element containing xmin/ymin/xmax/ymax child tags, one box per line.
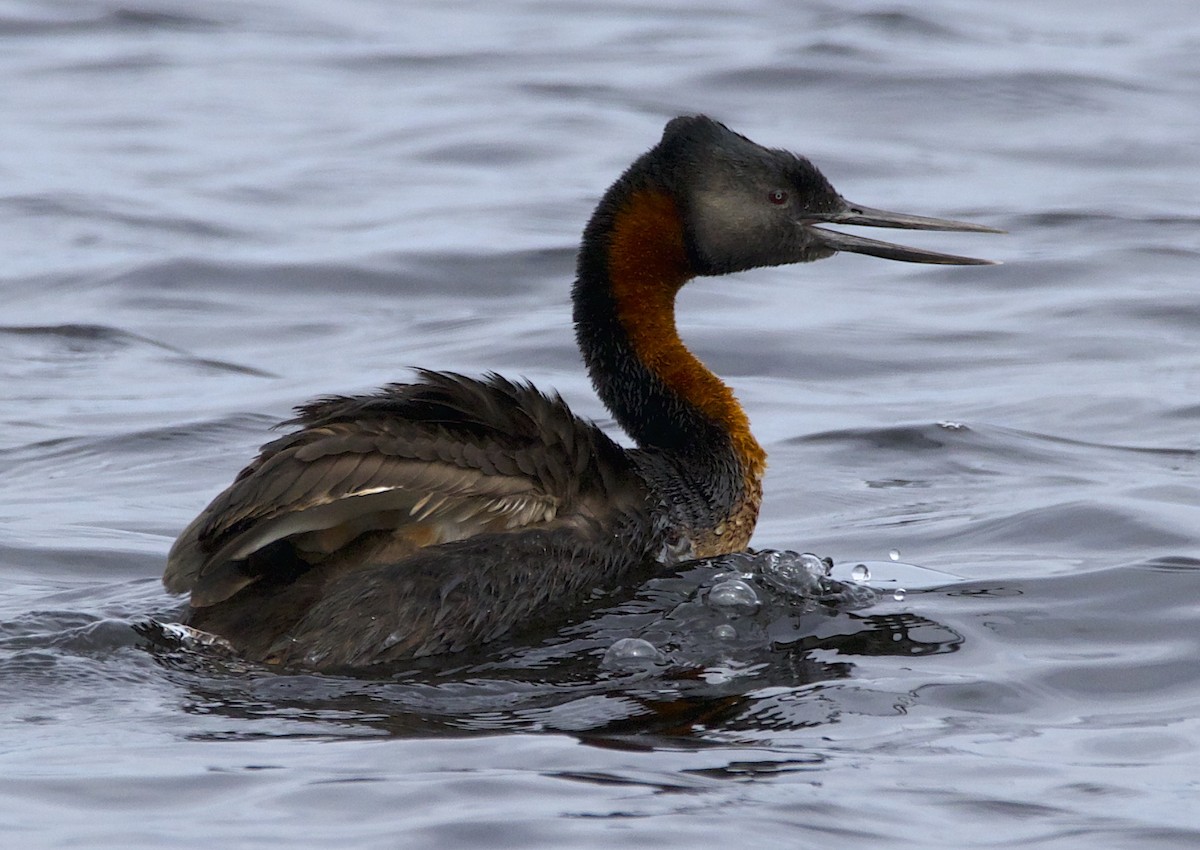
<box><xmin>165</xmin><ymin>372</ymin><xmax>638</xmax><ymax>607</ymax></box>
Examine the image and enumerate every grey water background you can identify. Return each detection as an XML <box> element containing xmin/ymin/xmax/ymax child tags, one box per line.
<box><xmin>2</xmin><ymin>0</ymin><xmax>1199</xmax><ymax>846</ymax></box>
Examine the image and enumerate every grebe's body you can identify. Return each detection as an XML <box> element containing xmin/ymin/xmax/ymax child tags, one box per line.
<box><xmin>163</xmin><ymin>116</ymin><xmax>997</xmax><ymax>669</ymax></box>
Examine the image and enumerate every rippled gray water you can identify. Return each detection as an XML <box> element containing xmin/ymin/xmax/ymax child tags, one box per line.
<box><xmin>3</xmin><ymin>1</ymin><xmax>1199</xmax><ymax>847</ymax></box>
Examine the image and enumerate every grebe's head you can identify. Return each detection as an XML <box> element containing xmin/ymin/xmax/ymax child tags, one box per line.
<box><xmin>655</xmin><ymin>115</ymin><xmax>1001</xmax><ymax>276</ymax></box>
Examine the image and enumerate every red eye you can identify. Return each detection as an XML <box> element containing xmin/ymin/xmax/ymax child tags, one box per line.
<box><xmin>768</xmin><ymin>189</ymin><xmax>788</xmax><ymax>205</ymax></box>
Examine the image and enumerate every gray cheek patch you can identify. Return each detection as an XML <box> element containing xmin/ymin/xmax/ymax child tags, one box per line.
<box><xmin>688</xmin><ymin>186</ymin><xmax>780</xmax><ymax>270</ymax></box>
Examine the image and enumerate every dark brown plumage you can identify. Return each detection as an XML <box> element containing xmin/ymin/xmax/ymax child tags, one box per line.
<box><xmin>164</xmin><ymin>116</ymin><xmax>998</xmax><ymax>669</ymax></box>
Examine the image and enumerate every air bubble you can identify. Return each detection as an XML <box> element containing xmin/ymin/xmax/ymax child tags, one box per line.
<box><xmin>602</xmin><ymin>637</ymin><xmax>664</xmax><ymax>667</ymax></box>
<box><xmin>851</xmin><ymin>563</ymin><xmax>871</xmax><ymax>583</ymax></box>
<box><xmin>712</xmin><ymin>624</ymin><xmax>737</xmax><ymax>641</ymax></box>
<box><xmin>759</xmin><ymin>551</ymin><xmax>826</xmax><ymax>596</ymax></box>
<box><xmin>893</xmin><ymin>588</ymin><xmax>907</xmax><ymax>602</ymax></box>
<box><xmin>798</xmin><ymin>552</ymin><xmax>828</xmax><ymax>574</ymax></box>
<box><xmin>708</xmin><ymin>579</ymin><xmax>760</xmax><ymax>614</ymax></box>
<box><xmin>888</xmin><ymin>548</ymin><xmax>900</xmax><ymax>561</ymax></box>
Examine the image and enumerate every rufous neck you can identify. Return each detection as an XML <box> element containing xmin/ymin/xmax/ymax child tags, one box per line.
<box><xmin>572</xmin><ymin>181</ymin><xmax>765</xmax><ymax>480</ymax></box>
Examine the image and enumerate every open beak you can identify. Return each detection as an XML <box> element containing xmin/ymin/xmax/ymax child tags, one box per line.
<box><xmin>808</xmin><ymin>202</ymin><xmax>1004</xmax><ymax>265</ymax></box>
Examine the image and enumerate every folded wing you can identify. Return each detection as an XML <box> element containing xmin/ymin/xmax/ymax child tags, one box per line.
<box><xmin>165</xmin><ymin>372</ymin><xmax>639</xmax><ymax>608</ymax></box>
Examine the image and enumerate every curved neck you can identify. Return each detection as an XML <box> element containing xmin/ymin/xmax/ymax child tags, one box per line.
<box><xmin>572</xmin><ymin>177</ymin><xmax>766</xmax><ymax>483</ymax></box>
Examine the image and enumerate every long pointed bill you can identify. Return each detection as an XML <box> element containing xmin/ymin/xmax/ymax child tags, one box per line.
<box><xmin>809</xmin><ymin>201</ymin><xmax>1003</xmax><ymax>265</ymax></box>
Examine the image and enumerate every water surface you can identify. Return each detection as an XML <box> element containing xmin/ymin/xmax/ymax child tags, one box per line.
<box><xmin>2</xmin><ymin>1</ymin><xmax>1199</xmax><ymax>847</ymax></box>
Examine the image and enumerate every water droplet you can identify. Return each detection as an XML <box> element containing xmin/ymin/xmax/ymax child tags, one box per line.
<box><xmin>893</xmin><ymin>588</ymin><xmax>907</xmax><ymax>602</ymax></box>
<box><xmin>712</xmin><ymin>624</ymin><xmax>737</xmax><ymax>641</ymax></box>
<box><xmin>888</xmin><ymin>548</ymin><xmax>900</xmax><ymax>561</ymax></box>
<box><xmin>707</xmin><ymin>579</ymin><xmax>760</xmax><ymax>614</ymax></box>
<box><xmin>851</xmin><ymin>563</ymin><xmax>871</xmax><ymax>583</ymax></box>
<box><xmin>602</xmin><ymin>637</ymin><xmax>664</xmax><ymax>667</ymax></box>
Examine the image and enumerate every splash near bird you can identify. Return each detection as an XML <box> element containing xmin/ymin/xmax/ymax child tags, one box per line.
<box><xmin>162</xmin><ymin>116</ymin><xmax>999</xmax><ymax>669</ymax></box>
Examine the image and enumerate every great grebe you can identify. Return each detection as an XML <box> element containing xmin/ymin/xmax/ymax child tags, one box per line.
<box><xmin>163</xmin><ymin>116</ymin><xmax>998</xmax><ymax>669</ymax></box>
